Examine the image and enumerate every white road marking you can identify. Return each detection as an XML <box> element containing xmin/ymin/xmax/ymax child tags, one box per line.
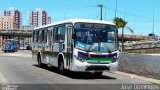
<box><xmin>0</xmin><ymin>52</ymin><xmax>31</xmax><ymax>57</ymax></box>
<box><xmin>0</xmin><ymin>72</ymin><xmax>7</xmax><ymax>84</ymax></box>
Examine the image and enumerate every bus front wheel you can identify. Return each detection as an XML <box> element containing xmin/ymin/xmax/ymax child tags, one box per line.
<box><xmin>94</xmin><ymin>71</ymin><xmax>103</xmax><ymax>77</ymax></box>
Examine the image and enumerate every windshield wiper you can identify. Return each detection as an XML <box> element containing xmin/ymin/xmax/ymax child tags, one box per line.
<box><xmin>103</xmin><ymin>43</ymin><xmax>112</xmax><ymax>53</ymax></box>
<box><xmin>86</xmin><ymin>42</ymin><xmax>94</xmax><ymax>52</ymax></box>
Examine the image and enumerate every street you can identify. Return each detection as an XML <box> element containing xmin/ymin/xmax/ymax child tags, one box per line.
<box><xmin>0</xmin><ymin>50</ymin><xmax>157</xmax><ymax>90</ymax></box>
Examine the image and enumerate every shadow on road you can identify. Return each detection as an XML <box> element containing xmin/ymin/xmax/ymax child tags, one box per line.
<box><xmin>33</xmin><ymin>64</ymin><xmax>116</xmax><ymax>80</ymax></box>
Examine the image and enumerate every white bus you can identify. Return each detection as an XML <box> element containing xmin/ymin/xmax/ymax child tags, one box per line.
<box><xmin>32</xmin><ymin>19</ymin><xmax>119</xmax><ymax>76</ymax></box>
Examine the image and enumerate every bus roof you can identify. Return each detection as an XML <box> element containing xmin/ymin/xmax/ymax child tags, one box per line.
<box><xmin>34</xmin><ymin>19</ymin><xmax>115</xmax><ymax>30</ymax></box>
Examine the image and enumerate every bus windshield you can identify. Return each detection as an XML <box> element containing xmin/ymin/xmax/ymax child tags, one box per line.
<box><xmin>74</xmin><ymin>26</ymin><xmax>118</xmax><ymax>52</ymax></box>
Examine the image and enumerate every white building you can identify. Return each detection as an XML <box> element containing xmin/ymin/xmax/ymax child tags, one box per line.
<box><xmin>29</xmin><ymin>8</ymin><xmax>51</xmax><ymax>29</ymax></box>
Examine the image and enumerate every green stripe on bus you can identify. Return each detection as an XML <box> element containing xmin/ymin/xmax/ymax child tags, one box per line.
<box><xmin>82</xmin><ymin>58</ymin><xmax>113</xmax><ymax>63</ymax></box>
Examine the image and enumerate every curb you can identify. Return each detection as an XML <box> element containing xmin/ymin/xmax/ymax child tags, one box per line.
<box><xmin>110</xmin><ymin>71</ymin><xmax>160</xmax><ymax>84</ymax></box>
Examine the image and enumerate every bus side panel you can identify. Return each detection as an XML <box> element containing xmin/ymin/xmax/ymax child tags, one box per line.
<box><xmin>49</xmin><ymin>52</ymin><xmax>58</xmax><ymax>67</ymax></box>
<box><xmin>43</xmin><ymin>43</ymin><xmax>53</xmax><ymax>66</ymax></box>
<box><xmin>49</xmin><ymin>43</ymin><xmax>59</xmax><ymax>67</ymax></box>
<box><xmin>32</xmin><ymin>43</ymin><xmax>38</xmax><ymax>61</ymax></box>
<box><xmin>38</xmin><ymin>45</ymin><xmax>45</xmax><ymax>64</ymax></box>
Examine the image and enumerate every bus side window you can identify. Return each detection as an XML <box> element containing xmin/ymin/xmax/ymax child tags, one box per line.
<box><xmin>33</xmin><ymin>30</ymin><xmax>37</xmax><ymax>43</ymax></box>
<box><xmin>43</xmin><ymin>28</ymin><xmax>47</xmax><ymax>43</ymax></box>
<box><xmin>57</xmin><ymin>26</ymin><xmax>65</xmax><ymax>43</ymax></box>
<box><xmin>36</xmin><ymin>30</ymin><xmax>39</xmax><ymax>43</ymax></box>
<box><xmin>52</xmin><ymin>27</ymin><xmax>55</xmax><ymax>43</ymax></box>
<box><xmin>33</xmin><ymin>30</ymin><xmax>35</xmax><ymax>42</ymax></box>
<box><xmin>41</xmin><ymin>29</ymin><xmax>45</xmax><ymax>43</ymax></box>
<box><xmin>38</xmin><ymin>30</ymin><xmax>43</xmax><ymax>43</ymax></box>
<box><xmin>55</xmin><ymin>27</ymin><xmax>58</xmax><ymax>42</ymax></box>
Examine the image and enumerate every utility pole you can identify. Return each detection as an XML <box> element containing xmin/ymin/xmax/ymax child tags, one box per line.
<box><xmin>97</xmin><ymin>4</ymin><xmax>103</xmax><ymax>20</ymax></box>
<box><xmin>152</xmin><ymin>12</ymin><xmax>155</xmax><ymax>34</ymax></box>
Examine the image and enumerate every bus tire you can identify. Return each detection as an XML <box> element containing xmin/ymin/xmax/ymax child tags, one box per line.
<box><xmin>94</xmin><ymin>71</ymin><xmax>103</xmax><ymax>77</ymax></box>
<box><xmin>37</xmin><ymin>54</ymin><xmax>43</xmax><ymax>67</ymax></box>
<box><xmin>58</xmin><ymin>56</ymin><xmax>65</xmax><ymax>75</ymax></box>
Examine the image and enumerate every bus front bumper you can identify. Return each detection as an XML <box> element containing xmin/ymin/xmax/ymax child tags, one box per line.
<box><xmin>70</xmin><ymin>58</ymin><xmax>118</xmax><ymax>72</ymax></box>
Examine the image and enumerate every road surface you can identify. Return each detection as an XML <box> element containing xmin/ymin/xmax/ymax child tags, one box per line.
<box><xmin>0</xmin><ymin>50</ymin><xmax>158</xmax><ymax>90</ymax></box>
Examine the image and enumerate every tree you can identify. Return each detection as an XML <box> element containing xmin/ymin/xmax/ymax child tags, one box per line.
<box><xmin>113</xmin><ymin>17</ymin><xmax>134</xmax><ymax>52</ymax></box>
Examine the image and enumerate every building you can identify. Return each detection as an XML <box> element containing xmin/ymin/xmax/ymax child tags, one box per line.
<box><xmin>47</xmin><ymin>16</ymin><xmax>51</xmax><ymax>24</ymax></box>
<box><xmin>0</xmin><ymin>16</ymin><xmax>18</xmax><ymax>46</ymax></box>
<box><xmin>0</xmin><ymin>7</ymin><xmax>22</xmax><ymax>46</ymax></box>
<box><xmin>29</xmin><ymin>8</ymin><xmax>51</xmax><ymax>29</ymax></box>
<box><xmin>2</xmin><ymin>7</ymin><xmax>22</xmax><ymax>29</ymax></box>
<box><xmin>0</xmin><ymin>16</ymin><xmax>17</xmax><ymax>29</ymax></box>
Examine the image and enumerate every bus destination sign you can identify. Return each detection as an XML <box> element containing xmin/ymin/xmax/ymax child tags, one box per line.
<box><xmin>74</xmin><ymin>23</ymin><xmax>115</xmax><ymax>30</ymax></box>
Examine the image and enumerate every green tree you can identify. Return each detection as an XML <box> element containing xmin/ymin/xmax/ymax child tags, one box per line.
<box><xmin>113</xmin><ymin>17</ymin><xmax>134</xmax><ymax>52</ymax></box>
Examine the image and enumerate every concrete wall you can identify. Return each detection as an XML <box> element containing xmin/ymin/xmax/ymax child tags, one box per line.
<box><xmin>125</xmin><ymin>48</ymin><xmax>160</xmax><ymax>54</ymax></box>
<box><xmin>118</xmin><ymin>53</ymin><xmax>160</xmax><ymax>80</ymax></box>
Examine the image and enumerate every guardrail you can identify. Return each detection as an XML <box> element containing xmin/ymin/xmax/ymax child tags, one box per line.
<box><xmin>123</xmin><ymin>42</ymin><xmax>160</xmax><ymax>50</ymax></box>
<box><xmin>118</xmin><ymin>34</ymin><xmax>149</xmax><ymax>41</ymax></box>
<box><xmin>0</xmin><ymin>29</ymin><xmax>32</xmax><ymax>33</ymax></box>
<box><xmin>0</xmin><ymin>29</ymin><xmax>32</xmax><ymax>37</ymax></box>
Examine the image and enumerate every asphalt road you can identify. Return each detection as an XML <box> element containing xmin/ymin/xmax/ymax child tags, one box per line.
<box><xmin>0</xmin><ymin>50</ymin><xmax>156</xmax><ymax>90</ymax></box>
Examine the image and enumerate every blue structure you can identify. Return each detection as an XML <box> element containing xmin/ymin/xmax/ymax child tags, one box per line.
<box><xmin>2</xmin><ymin>39</ymin><xmax>19</xmax><ymax>52</ymax></box>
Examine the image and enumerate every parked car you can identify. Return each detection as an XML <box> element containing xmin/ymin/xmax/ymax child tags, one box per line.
<box><xmin>119</xmin><ymin>41</ymin><xmax>136</xmax><ymax>46</ymax></box>
<box><xmin>19</xmin><ymin>44</ymin><xmax>32</xmax><ymax>50</ymax></box>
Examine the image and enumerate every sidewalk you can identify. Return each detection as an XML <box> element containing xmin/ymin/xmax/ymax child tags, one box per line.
<box><xmin>111</xmin><ymin>71</ymin><xmax>160</xmax><ymax>84</ymax></box>
<box><xmin>144</xmin><ymin>54</ymin><xmax>160</xmax><ymax>56</ymax></box>
<box><xmin>0</xmin><ymin>48</ymin><xmax>2</xmax><ymax>53</ymax></box>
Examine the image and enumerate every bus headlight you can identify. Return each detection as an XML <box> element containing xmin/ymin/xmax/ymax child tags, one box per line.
<box><xmin>112</xmin><ymin>56</ymin><xmax>118</xmax><ymax>63</ymax></box>
<box><xmin>74</xmin><ymin>55</ymin><xmax>84</xmax><ymax>62</ymax></box>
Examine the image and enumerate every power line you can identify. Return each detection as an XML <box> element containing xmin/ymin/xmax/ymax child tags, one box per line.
<box><xmin>104</xmin><ymin>7</ymin><xmax>152</xmax><ymax>20</ymax></box>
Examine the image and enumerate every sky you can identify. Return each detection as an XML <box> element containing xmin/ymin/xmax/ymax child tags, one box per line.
<box><xmin>0</xmin><ymin>0</ymin><xmax>160</xmax><ymax>35</ymax></box>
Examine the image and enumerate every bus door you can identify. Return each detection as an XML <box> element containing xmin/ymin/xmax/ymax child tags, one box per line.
<box><xmin>66</xmin><ymin>27</ymin><xmax>73</xmax><ymax>67</ymax></box>
<box><xmin>47</xmin><ymin>30</ymin><xmax>52</xmax><ymax>51</ymax></box>
<box><xmin>46</xmin><ymin>30</ymin><xmax>52</xmax><ymax>63</ymax></box>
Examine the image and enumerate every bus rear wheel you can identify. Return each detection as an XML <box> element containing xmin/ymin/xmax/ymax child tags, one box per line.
<box><xmin>58</xmin><ymin>59</ymin><xmax>65</xmax><ymax>75</ymax></box>
<box><xmin>37</xmin><ymin>55</ymin><xmax>43</xmax><ymax>67</ymax></box>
